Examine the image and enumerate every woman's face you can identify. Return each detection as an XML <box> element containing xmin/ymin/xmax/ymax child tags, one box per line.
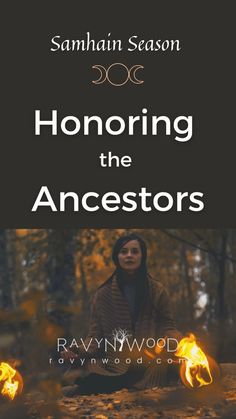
<box><xmin>118</xmin><ymin>240</ymin><xmax>142</xmax><ymax>274</ymax></box>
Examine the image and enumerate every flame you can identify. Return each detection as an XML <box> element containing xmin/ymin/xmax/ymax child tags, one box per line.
<box><xmin>0</xmin><ymin>362</ymin><xmax>23</xmax><ymax>400</ymax></box>
<box><xmin>175</xmin><ymin>334</ymin><xmax>214</xmax><ymax>388</ymax></box>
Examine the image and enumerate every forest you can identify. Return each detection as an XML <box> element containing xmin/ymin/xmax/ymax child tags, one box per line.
<box><xmin>0</xmin><ymin>228</ymin><xmax>235</xmax><ymax>374</ymax></box>
<box><xmin>0</xmin><ymin>228</ymin><xmax>236</xmax><ymax>418</ymax></box>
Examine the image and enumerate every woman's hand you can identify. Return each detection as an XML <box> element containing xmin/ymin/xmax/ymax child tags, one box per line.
<box><xmin>60</xmin><ymin>349</ymin><xmax>79</xmax><ymax>360</ymax></box>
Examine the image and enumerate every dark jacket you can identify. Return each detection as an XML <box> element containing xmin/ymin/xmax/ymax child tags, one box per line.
<box><xmin>78</xmin><ymin>274</ymin><xmax>180</xmax><ymax>377</ymax></box>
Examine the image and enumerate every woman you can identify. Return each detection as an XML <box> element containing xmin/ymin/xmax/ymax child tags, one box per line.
<box><xmin>62</xmin><ymin>233</ymin><xmax>181</xmax><ymax>395</ymax></box>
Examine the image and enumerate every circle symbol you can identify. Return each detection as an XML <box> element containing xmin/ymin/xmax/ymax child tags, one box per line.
<box><xmin>92</xmin><ymin>63</ymin><xmax>144</xmax><ymax>86</ymax></box>
<box><xmin>106</xmin><ymin>63</ymin><xmax>130</xmax><ymax>86</ymax></box>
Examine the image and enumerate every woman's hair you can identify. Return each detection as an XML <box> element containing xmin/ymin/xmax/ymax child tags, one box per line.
<box><xmin>112</xmin><ymin>233</ymin><xmax>149</xmax><ymax>319</ymax></box>
<box><xmin>112</xmin><ymin>233</ymin><xmax>147</xmax><ymax>269</ymax></box>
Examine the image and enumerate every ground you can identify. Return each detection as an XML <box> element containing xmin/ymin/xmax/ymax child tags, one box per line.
<box><xmin>57</xmin><ymin>384</ymin><xmax>236</xmax><ymax>419</ymax></box>
<box><xmin>1</xmin><ymin>365</ymin><xmax>236</xmax><ymax>419</ymax></box>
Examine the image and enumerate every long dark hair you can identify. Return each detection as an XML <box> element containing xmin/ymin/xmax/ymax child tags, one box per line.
<box><xmin>112</xmin><ymin>233</ymin><xmax>149</xmax><ymax>319</ymax></box>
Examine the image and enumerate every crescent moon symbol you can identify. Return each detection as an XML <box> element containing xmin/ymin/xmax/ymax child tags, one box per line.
<box><xmin>92</xmin><ymin>65</ymin><xmax>107</xmax><ymax>84</ymax></box>
<box><xmin>129</xmin><ymin>65</ymin><xmax>144</xmax><ymax>84</ymax></box>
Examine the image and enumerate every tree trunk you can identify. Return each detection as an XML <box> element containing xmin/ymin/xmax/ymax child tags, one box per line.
<box><xmin>180</xmin><ymin>243</ymin><xmax>194</xmax><ymax>325</ymax></box>
<box><xmin>217</xmin><ymin>230</ymin><xmax>228</xmax><ymax>359</ymax></box>
<box><xmin>0</xmin><ymin>229</ymin><xmax>14</xmax><ymax>308</ymax></box>
<box><xmin>78</xmin><ymin>256</ymin><xmax>90</xmax><ymax>317</ymax></box>
<box><xmin>46</xmin><ymin>230</ymin><xmax>76</xmax><ymax>331</ymax></box>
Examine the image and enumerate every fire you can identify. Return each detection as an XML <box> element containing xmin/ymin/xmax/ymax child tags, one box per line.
<box><xmin>0</xmin><ymin>362</ymin><xmax>23</xmax><ymax>400</ymax></box>
<box><xmin>175</xmin><ymin>334</ymin><xmax>219</xmax><ymax>388</ymax></box>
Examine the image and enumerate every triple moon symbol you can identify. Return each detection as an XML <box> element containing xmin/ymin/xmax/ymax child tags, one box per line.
<box><xmin>92</xmin><ymin>63</ymin><xmax>144</xmax><ymax>86</ymax></box>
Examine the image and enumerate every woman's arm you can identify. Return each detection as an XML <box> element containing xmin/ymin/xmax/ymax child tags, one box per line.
<box><xmin>155</xmin><ymin>287</ymin><xmax>182</xmax><ymax>341</ymax></box>
<box><xmin>61</xmin><ymin>292</ymin><xmax>104</xmax><ymax>359</ymax></box>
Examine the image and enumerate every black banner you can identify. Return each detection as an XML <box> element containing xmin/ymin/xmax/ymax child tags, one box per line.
<box><xmin>2</xmin><ymin>1</ymin><xmax>234</xmax><ymax>227</ymax></box>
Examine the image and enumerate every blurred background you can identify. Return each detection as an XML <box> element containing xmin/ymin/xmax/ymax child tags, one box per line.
<box><xmin>0</xmin><ymin>228</ymin><xmax>236</xmax><ymax>382</ymax></box>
